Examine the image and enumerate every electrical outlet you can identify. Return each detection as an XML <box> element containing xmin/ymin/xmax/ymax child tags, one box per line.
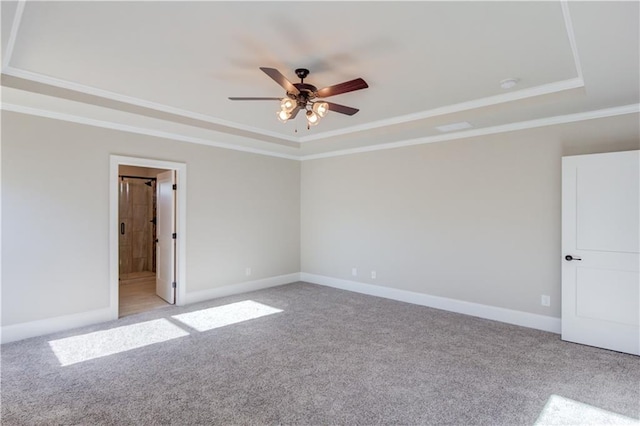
<box><xmin>351</xmin><ymin>267</ymin><xmax>358</xmax><ymax>277</ymax></box>
<box><xmin>371</xmin><ymin>270</ymin><xmax>377</xmax><ymax>279</ymax></box>
<box><xmin>541</xmin><ymin>295</ymin><xmax>550</xmax><ymax>307</ymax></box>
<box><xmin>245</xmin><ymin>267</ymin><xmax>251</xmax><ymax>277</ymax></box>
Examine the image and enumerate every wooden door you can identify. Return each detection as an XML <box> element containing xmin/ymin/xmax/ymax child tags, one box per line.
<box><xmin>156</xmin><ymin>170</ymin><xmax>176</xmax><ymax>304</ymax></box>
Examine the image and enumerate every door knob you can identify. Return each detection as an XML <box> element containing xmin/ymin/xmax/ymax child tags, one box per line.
<box><xmin>565</xmin><ymin>255</ymin><xmax>582</xmax><ymax>261</ymax></box>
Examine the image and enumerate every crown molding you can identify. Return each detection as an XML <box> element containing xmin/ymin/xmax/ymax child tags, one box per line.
<box><xmin>300</xmin><ymin>1</ymin><xmax>585</xmax><ymax>143</ymax></box>
<box><xmin>3</xmin><ymin>66</ymin><xmax>586</xmax><ymax>148</ymax></box>
<box><xmin>561</xmin><ymin>0</ymin><xmax>583</xmax><ymax>81</ymax></box>
<box><xmin>2</xmin><ymin>0</ymin><xmax>611</xmax><ymax>161</ymax></box>
<box><xmin>298</xmin><ymin>77</ymin><xmax>585</xmax><ymax>143</ymax></box>
<box><xmin>299</xmin><ymin>104</ymin><xmax>640</xmax><ymax>161</ymax></box>
<box><xmin>2</xmin><ymin>66</ymin><xmax>301</xmax><ymax>143</ymax></box>
<box><xmin>1</xmin><ymin>0</ymin><xmax>587</xmax><ymax>148</ymax></box>
<box><xmin>1</xmin><ymin>103</ymin><xmax>299</xmax><ymax>160</ymax></box>
<box><xmin>4</xmin><ymin>101</ymin><xmax>637</xmax><ymax>162</ymax></box>
<box><xmin>1</xmin><ymin>0</ymin><xmax>25</xmax><ymax>71</ymax></box>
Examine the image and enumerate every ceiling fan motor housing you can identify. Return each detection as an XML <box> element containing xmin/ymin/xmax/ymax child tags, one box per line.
<box><xmin>290</xmin><ymin>83</ymin><xmax>318</xmax><ymax>107</ymax></box>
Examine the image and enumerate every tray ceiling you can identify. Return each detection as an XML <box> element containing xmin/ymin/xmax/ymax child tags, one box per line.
<box><xmin>1</xmin><ymin>1</ymin><xmax>638</xmax><ymax>158</ymax></box>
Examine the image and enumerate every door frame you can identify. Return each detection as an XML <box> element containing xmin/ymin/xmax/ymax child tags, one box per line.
<box><xmin>109</xmin><ymin>155</ymin><xmax>187</xmax><ymax>319</ymax></box>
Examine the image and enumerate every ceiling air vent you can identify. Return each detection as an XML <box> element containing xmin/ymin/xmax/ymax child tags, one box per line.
<box><xmin>435</xmin><ymin>122</ymin><xmax>473</xmax><ymax>133</ymax></box>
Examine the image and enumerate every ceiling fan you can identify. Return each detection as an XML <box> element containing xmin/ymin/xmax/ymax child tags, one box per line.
<box><xmin>229</xmin><ymin>67</ymin><xmax>368</xmax><ymax>127</ymax></box>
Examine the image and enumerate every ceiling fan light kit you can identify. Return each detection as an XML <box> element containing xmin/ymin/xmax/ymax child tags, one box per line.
<box><xmin>306</xmin><ymin>110</ymin><xmax>319</xmax><ymax>126</ymax></box>
<box><xmin>313</xmin><ymin>101</ymin><xmax>329</xmax><ymax>118</ymax></box>
<box><xmin>229</xmin><ymin>67</ymin><xmax>368</xmax><ymax>129</ymax></box>
<box><xmin>280</xmin><ymin>97</ymin><xmax>296</xmax><ymax>112</ymax></box>
<box><xmin>276</xmin><ymin>109</ymin><xmax>291</xmax><ymax>123</ymax></box>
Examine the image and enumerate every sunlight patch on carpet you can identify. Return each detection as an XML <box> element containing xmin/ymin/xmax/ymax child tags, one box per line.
<box><xmin>535</xmin><ymin>394</ymin><xmax>639</xmax><ymax>425</ymax></box>
<box><xmin>49</xmin><ymin>319</ymin><xmax>189</xmax><ymax>366</ymax></box>
<box><xmin>172</xmin><ymin>300</ymin><xmax>282</xmax><ymax>332</ymax></box>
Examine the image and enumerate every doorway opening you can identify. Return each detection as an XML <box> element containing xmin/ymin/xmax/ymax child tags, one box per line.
<box><xmin>109</xmin><ymin>156</ymin><xmax>187</xmax><ymax>321</ymax></box>
<box><xmin>118</xmin><ymin>166</ymin><xmax>169</xmax><ymax>317</ymax></box>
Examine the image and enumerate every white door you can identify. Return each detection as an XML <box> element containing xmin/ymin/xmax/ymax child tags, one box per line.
<box><xmin>562</xmin><ymin>150</ymin><xmax>639</xmax><ymax>355</ymax></box>
<box><xmin>156</xmin><ymin>170</ymin><xmax>176</xmax><ymax>304</ymax></box>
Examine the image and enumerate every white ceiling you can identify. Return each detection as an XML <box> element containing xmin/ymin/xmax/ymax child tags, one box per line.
<box><xmin>1</xmin><ymin>1</ymin><xmax>639</xmax><ymax>159</ymax></box>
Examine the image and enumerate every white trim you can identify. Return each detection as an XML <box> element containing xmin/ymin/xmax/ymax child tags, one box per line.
<box><xmin>1</xmin><ymin>308</ymin><xmax>113</xmax><ymax>344</ymax></box>
<box><xmin>300</xmin><ymin>273</ymin><xmax>561</xmax><ymax>334</ymax></box>
<box><xmin>1</xmin><ymin>103</ymin><xmax>298</xmax><ymax>160</ymax></box>
<box><xmin>4</xmin><ymin>102</ymin><xmax>638</xmax><ymax>162</ymax></box>
<box><xmin>298</xmin><ymin>77</ymin><xmax>585</xmax><ymax>143</ymax></box>
<box><xmin>297</xmin><ymin>1</ymin><xmax>586</xmax><ymax>143</ymax></box>
<box><xmin>0</xmin><ymin>272</ymin><xmax>298</xmax><ymax>344</ymax></box>
<box><xmin>184</xmin><ymin>273</ymin><xmax>301</xmax><ymax>305</ymax></box>
<box><xmin>300</xmin><ymin>104</ymin><xmax>640</xmax><ymax>161</ymax></box>
<box><xmin>1</xmin><ymin>1</ymin><xmax>25</xmax><ymax>71</ymax></box>
<box><xmin>3</xmin><ymin>67</ymin><xmax>585</xmax><ymax>146</ymax></box>
<box><xmin>0</xmin><ymin>2</ymin><xmax>588</xmax><ymax>146</ymax></box>
<box><xmin>109</xmin><ymin>156</ymin><xmax>188</xmax><ymax>321</ymax></box>
<box><xmin>561</xmin><ymin>1</ymin><xmax>584</xmax><ymax>80</ymax></box>
<box><xmin>2</xmin><ymin>66</ymin><xmax>300</xmax><ymax>143</ymax></box>
<box><xmin>0</xmin><ymin>271</ymin><xmax>561</xmax><ymax>344</ymax></box>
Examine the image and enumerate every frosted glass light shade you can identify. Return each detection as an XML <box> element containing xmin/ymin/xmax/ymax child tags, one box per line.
<box><xmin>277</xmin><ymin>110</ymin><xmax>291</xmax><ymax>123</ymax></box>
<box><xmin>313</xmin><ymin>102</ymin><xmax>329</xmax><ymax>118</ymax></box>
<box><xmin>280</xmin><ymin>98</ymin><xmax>296</xmax><ymax>112</ymax></box>
<box><xmin>306</xmin><ymin>110</ymin><xmax>319</xmax><ymax>126</ymax></box>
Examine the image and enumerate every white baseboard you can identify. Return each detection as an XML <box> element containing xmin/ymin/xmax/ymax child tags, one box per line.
<box><xmin>184</xmin><ymin>273</ymin><xmax>301</xmax><ymax>305</ymax></box>
<box><xmin>1</xmin><ymin>307</ymin><xmax>114</xmax><ymax>344</ymax></box>
<box><xmin>2</xmin><ymin>273</ymin><xmax>300</xmax><ymax>344</ymax></box>
<box><xmin>2</xmin><ymin>272</ymin><xmax>560</xmax><ymax>344</ymax></box>
<box><xmin>300</xmin><ymin>273</ymin><xmax>561</xmax><ymax>334</ymax></box>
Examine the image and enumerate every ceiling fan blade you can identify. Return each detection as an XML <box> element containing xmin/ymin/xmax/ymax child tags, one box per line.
<box><xmin>316</xmin><ymin>78</ymin><xmax>368</xmax><ymax>98</ymax></box>
<box><xmin>289</xmin><ymin>106</ymin><xmax>301</xmax><ymax>119</ymax></box>
<box><xmin>259</xmin><ymin>67</ymin><xmax>300</xmax><ymax>95</ymax></box>
<box><xmin>325</xmin><ymin>102</ymin><xmax>359</xmax><ymax>116</ymax></box>
<box><xmin>228</xmin><ymin>97</ymin><xmax>281</xmax><ymax>101</ymax></box>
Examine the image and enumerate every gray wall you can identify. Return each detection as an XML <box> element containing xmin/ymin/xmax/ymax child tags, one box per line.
<box><xmin>2</xmin><ymin>109</ymin><xmax>638</xmax><ymax>329</ymax></box>
<box><xmin>301</xmin><ymin>114</ymin><xmax>640</xmax><ymax>318</ymax></box>
<box><xmin>2</xmin><ymin>111</ymin><xmax>301</xmax><ymax>326</ymax></box>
